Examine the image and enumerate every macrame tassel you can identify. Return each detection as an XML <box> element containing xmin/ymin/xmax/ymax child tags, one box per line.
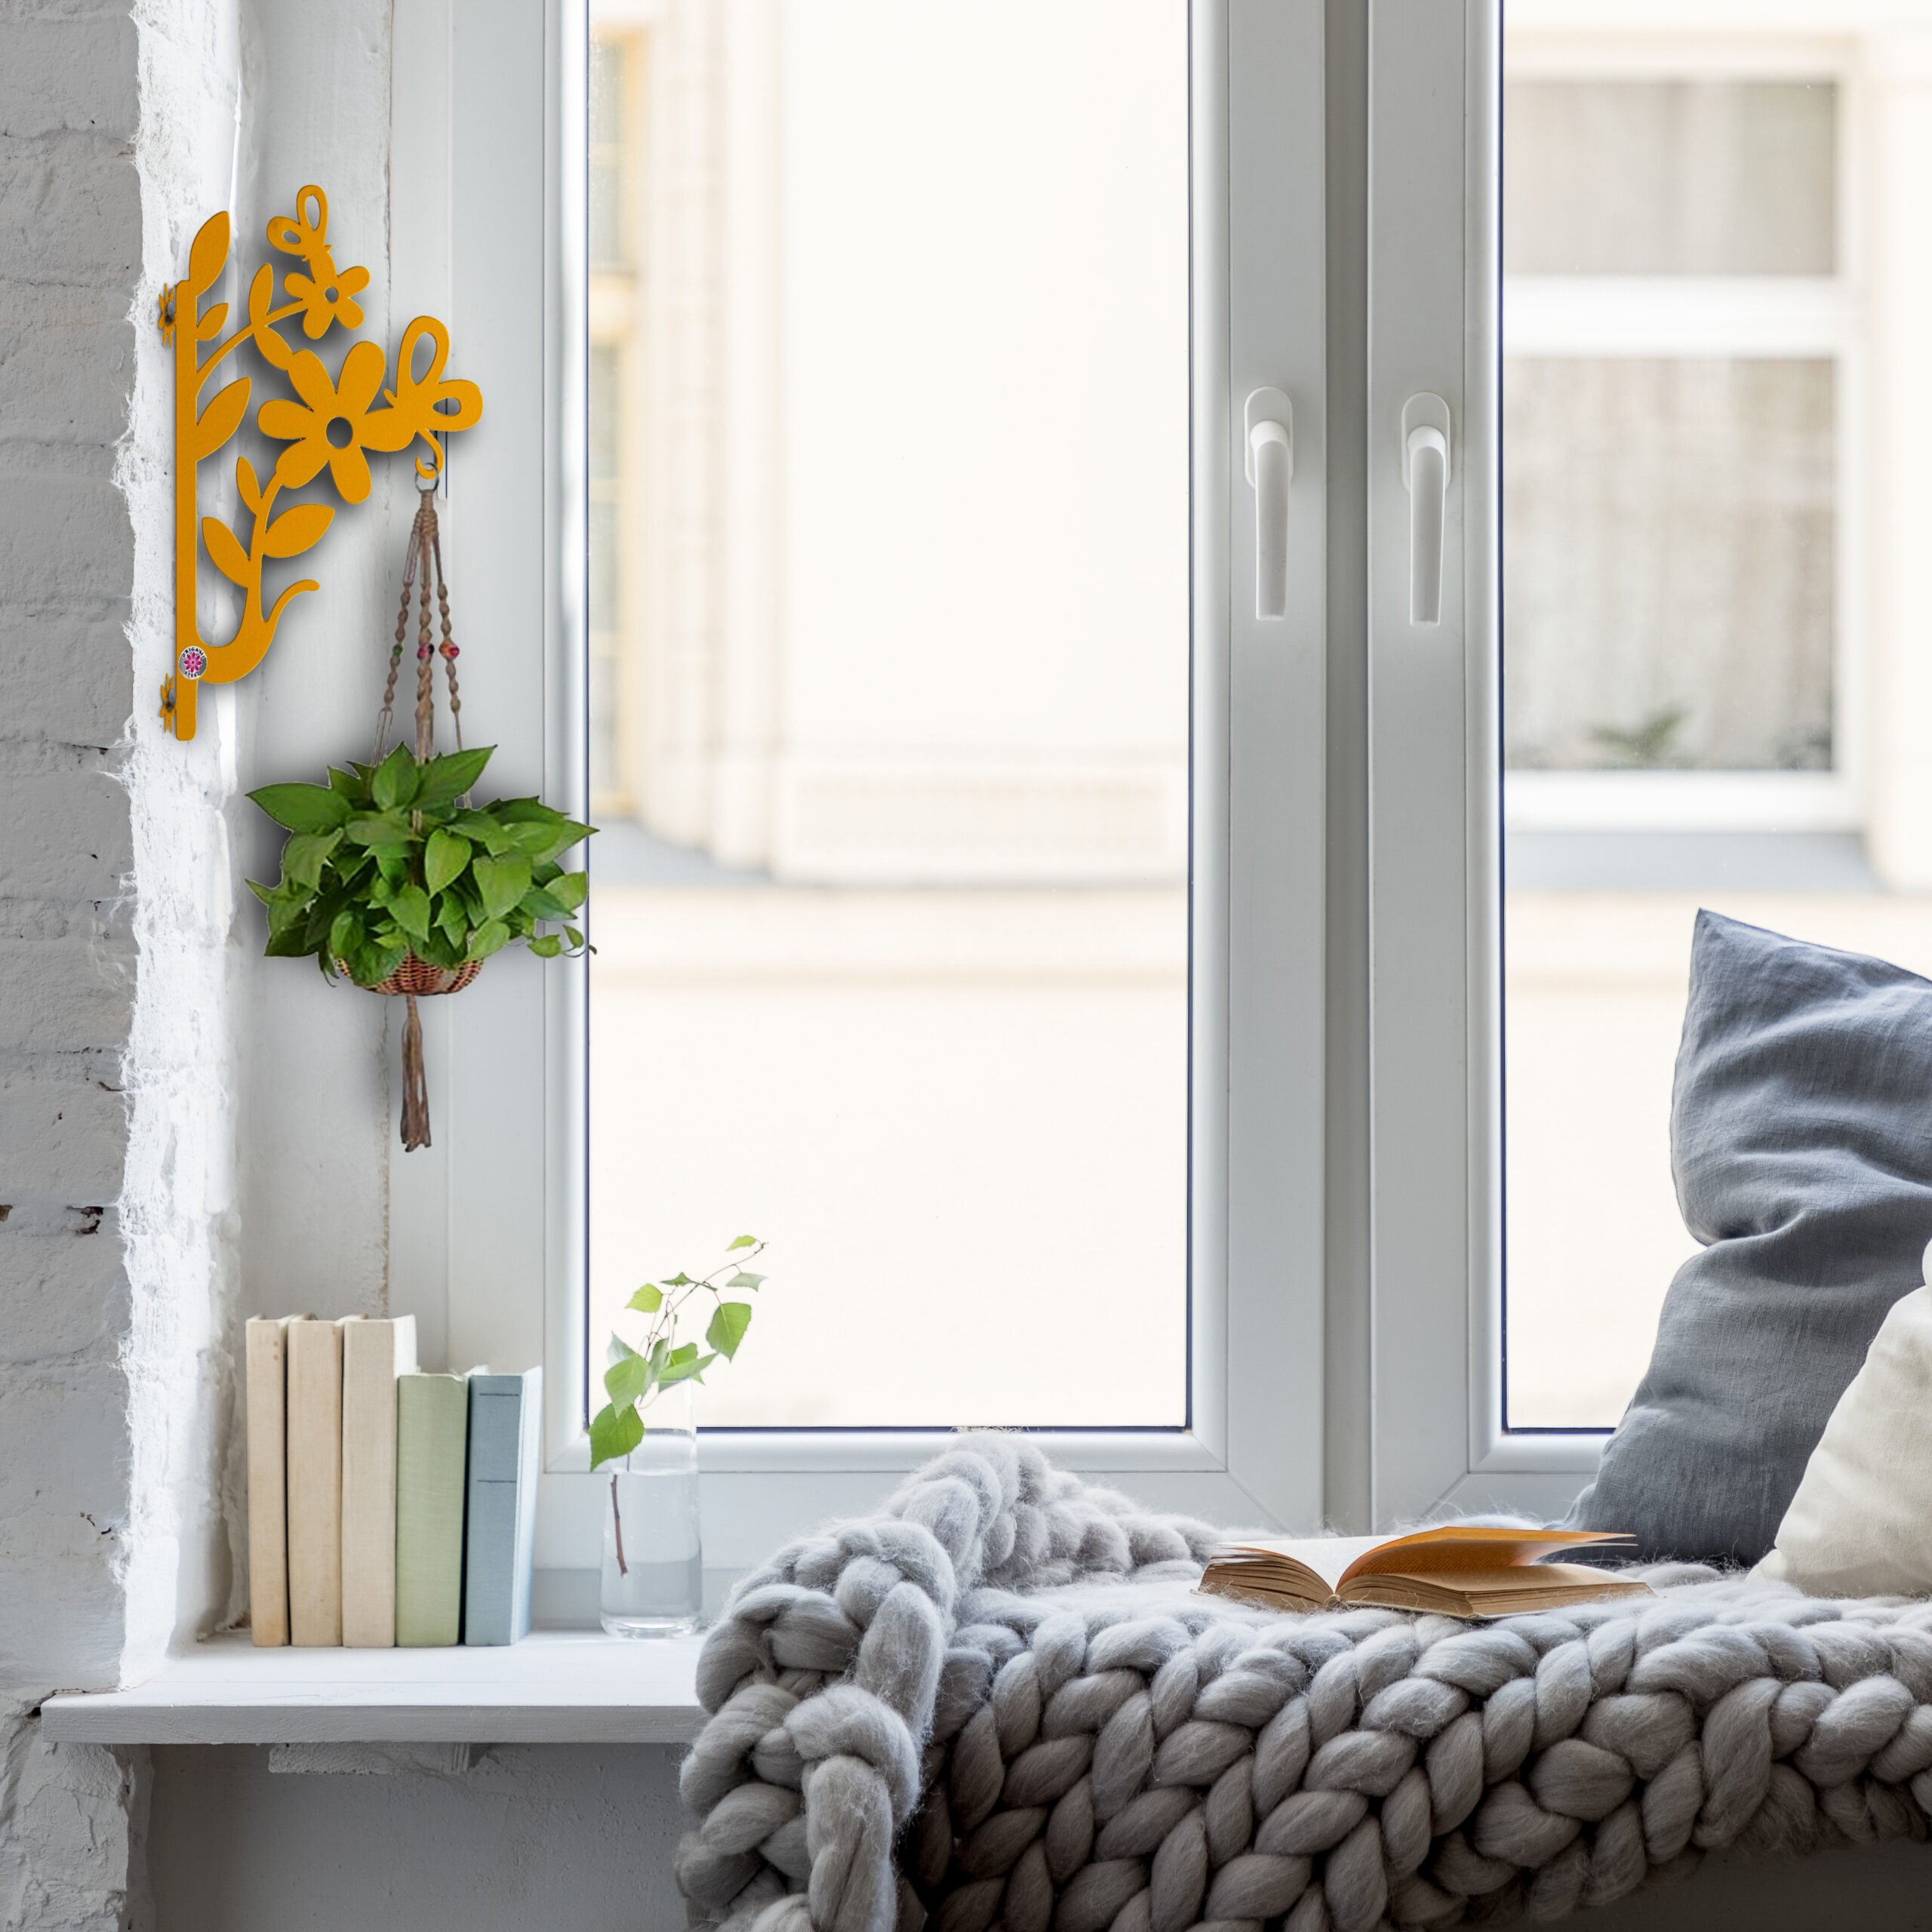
<box><xmin>400</xmin><ymin>993</ymin><xmax>432</xmax><ymax>1151</ymax></box>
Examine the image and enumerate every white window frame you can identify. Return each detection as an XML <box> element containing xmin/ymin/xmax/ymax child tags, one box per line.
<box><xmin>401</xmin><ymin>0</ymin><xmax>1879</xmax><ymax>1564</ymax></box>
<box><xmin>389</xmin><ymin>0</ymin><xmax>1347</xmax><ymax>1573</ymax></box>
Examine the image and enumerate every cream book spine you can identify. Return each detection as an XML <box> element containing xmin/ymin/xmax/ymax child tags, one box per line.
<box><xmin>340</xmin><ymin>1314</ymin><xmax>419</xmax><ymax>1647</ymax></box>
<box><xmin>244</xmin><ymin>1315</ymin><xmax>301</xmax><ymax>1647</ymax></box>
<box><xmin>286</xmin><ymin>1315</ymin><xmax>345</xmax><ymax>1646</ymax></box>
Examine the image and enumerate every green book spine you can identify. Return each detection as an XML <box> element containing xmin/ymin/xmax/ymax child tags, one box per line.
<box><xmin>395</xmin><ymin>1373</ymin><xmax>469</xmax><ymax>1646</ymax></box>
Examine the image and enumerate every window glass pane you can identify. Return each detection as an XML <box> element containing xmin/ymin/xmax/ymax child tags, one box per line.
<box><xmin>1505</xmin><ymin>357</ymin><xmax>1835</xmax><ymax>774</ymax></box>
<box><xmin>585</xmin><ymin>4</ymin><xmax>1189</xmax><ymax>1427</ymax></box>
<box><xmin>1504</xmin><ymin>80</ymin><xmax>1836</xmax><ymax>276</ymax></box>
<box><xmin>589</xmin><ymin>38</ymin><xmax>626</xmax><ymax>270</ymax></box>
<box><xmin>1499</xmin><ymin>48</ymin><xmax>1895</xmax><ymax>1433</ymax></box>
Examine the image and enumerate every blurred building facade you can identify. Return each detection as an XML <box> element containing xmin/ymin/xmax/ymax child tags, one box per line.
<box><xmin>585</xmin><ymin>0</ymin><xmax>1932</xmax><ymax>1430</ymax></box>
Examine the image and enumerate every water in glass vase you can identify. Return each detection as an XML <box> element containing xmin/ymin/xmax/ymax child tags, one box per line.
<box><xmin>599</xmin><ymin>1387</ymin><xmax>702</xmax><ymax>1636</ymax></box>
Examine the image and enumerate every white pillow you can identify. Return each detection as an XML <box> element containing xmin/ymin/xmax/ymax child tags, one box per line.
<box><xmin>1758</xmin><ymin>1247</ymin><xmax>1932</xmax><ymax>1598</ymax></box>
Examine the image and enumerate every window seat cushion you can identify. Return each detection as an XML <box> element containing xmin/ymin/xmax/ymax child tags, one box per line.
<box><xmin>678</xmin><ymin>1434</ymin><xmax>1932</xmax><ymax>1932</ymax></box>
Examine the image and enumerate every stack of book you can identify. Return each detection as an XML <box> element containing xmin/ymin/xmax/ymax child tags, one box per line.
<box><xmin>245</xmin><ymin>1314</ymin><xmax>541</xmax><ymax>1647</ymax></box>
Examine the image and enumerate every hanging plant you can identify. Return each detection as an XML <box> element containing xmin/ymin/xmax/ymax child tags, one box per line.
<box><xmin>246</xmin><ymin>483</ymin><xmax>592</xmax><ymax>1149</ymax></box>
<box><xmin>247</xmin><ymin>742</ymin><xmax>592</xmax><ymax>986</ymax></box>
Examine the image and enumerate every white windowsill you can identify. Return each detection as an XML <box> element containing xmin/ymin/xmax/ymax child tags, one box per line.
<box><xmin>38</xmin><ymin>1630</ymin><xmax>706</xmax><ymax>1746</ymax></box>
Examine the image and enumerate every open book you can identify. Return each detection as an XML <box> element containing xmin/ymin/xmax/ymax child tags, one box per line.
<box><xmin>1198</xmin><ymin>1526</ymin><xmax>1652</xmax><ymax>1618</ymax></box>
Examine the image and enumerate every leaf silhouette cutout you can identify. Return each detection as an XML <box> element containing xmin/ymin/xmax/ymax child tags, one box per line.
<box><xmin>187</xmin><ymin>211</ymin><xmax>229</xmax><ymax>294</ymax></box>
<box><xmin>202</xmin><ymin>516</ymin><xmax>251</xmax><ymax>586</ymax></box>
<box><xmin>194</xmin><ymin>377</ymin><xmax>250</xmax><ymax>459</ymax></box>
<box><xmin>247</xmin><ymin>266</ymin><xmax>294</xmax><ymax>370</ymax></box>
<box><xmin>235</xmin><ymin>455</ymin><xmax>263</xmax><ymax>515</ymax></box>
<box><xmin>261</xmin><ymin>502</ymin><xmax>333</xmax><ymax>558</ymax></box>
<box><xmin>196</xmin><ymin>302</ymin><xmax>229</xmax><ymax>341</ymax></box>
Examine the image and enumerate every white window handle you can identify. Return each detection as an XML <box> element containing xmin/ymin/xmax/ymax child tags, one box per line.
<box><xmin>1401</xmin><ymin>393</ymin><xmax>1451</xmax><ymax>626</ymax></box>
<box><xmin>1243</xmin><ymin>387</ymin><xmax>1293</xmax><ymax>620</ymax></box>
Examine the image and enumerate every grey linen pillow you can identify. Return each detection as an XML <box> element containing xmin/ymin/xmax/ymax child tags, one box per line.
<box><xmin>1564</xmin><ymin>909</ymin><xmax>1932</xmax><ymax>1564</ymax></box>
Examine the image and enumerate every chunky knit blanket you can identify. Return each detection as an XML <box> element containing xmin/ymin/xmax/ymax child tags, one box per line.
<box><xmin>677</xmin><ymin>1435</ymin><xmax>1932</xmax><ymax>1932</ymax></box>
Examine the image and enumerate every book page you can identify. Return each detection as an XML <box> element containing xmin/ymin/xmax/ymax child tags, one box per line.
<box><xmin>1340</xmin><ymin>1527</ymin><xmax>1630</xmax><ymax>1592</ymax></box>
<box><xmin>1217</xmin><ymin>1534</ymin><xmax>1389</xmax><ymax>1595</ymax></box>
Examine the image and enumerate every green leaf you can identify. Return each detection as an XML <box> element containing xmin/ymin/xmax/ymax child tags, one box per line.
<box><xmin>549</xmin><ymin>871</ymin><xmax>589</xmax><ymax>912</ymax></box>
<box><xmin>727</xmin><ymin>1271</ymin><xmax>766</xmax><ymax>1291</ymax></box>
<box><xmin>328</xmin><ymin>906</ymin><xmax>364</xmax><ymax>963</ymax></box>
<box><xmin>588</xmin><ymin>1401</ymin><xmax>645</xmax><ymax>1470</ymax></box>
<box><xmin>424</xmin><ymin>829</ymin><xmax>471</xmax><ymax>896</ymax></box>
<box><xmin>280</xmin><ymin>829</ymin><xmax>341</xmax><ymax>893</ymax></box>
<box><xmin>706</xmin><ymin>1301</ymin><xmax>752</xmax><ymax>1359</ymax></box>
<box><xmin>436</xmin><ymin>894</ymin><xmax>469</xmax><ymax>943</ymax></box>
<box><xmin>451</xmin><ymin>812</ymin><xmax>514</xmax><ymax>854</ymax></box>
<box><xmin>389</xmin><ymin>884</ymin><xmax>433</xmax><ymax>943</ymax></box>
<box><xmin>247</xmin><ymin>878</ymin><xmax>275</xmax><ymax>906</ymax></box>
<box><xmin>728</xmin><ymin>1235</ymin><xmax>758</xmax><ymax>1250</ymax></box>
<box><xmin>414</xmin><ymin>746</ymin><xmax>494</xmax><ymax>806</ymax></box>
<box><xmin>327</xmin><ymin>766</ymin><xmax>365</xmax><ymax>802</ymax></box>
<box><xmin>371</xmin><ymin>743</ymin><xmax>420</xmax><ymax>812</ymax></box>
<box><xmin>607</xmin><ymin>1334</ymin><xmax>640</xmax><ymax>1367</ymax></box>
<box><xmin>663</xmin><ymin>1272</ymin><xmax>694</xmax><ymax>1288</ymax></box>
<box><xmin>263</xmin><ymin>888</ymin><xmax>310</xmax><ymax>937</ymax></box>
<box><xmin>351</xmin><ymin>938</ymin><xmax>408</xmax><ymax>988</ymax></box>
<box><xmin>528</xmin><ymin>934</ymin><xmax>563</xmax><ymax>958</ymax></box>
<box><xmin>472</xmin><ymin>854</ymin><xmax>531</xmax><ymax>921</ymax></box>
<box><xmin>303</xmin><ymin>891</ymin><xmax>349</xmax><ymax>951</ymax></box>
<box><xmin>627</xmin><ymin>1283</ymin><xmax>664</xmax><ymax>1312</ymax></box>
<box><xmin>605</xmin><ymin>1350</ymin><xmax>651</xmax><ymax>1410</ymax></box>
<box><xmin>657</xmin><ymin>1350</ymin><xmax>718</xmax><ymax>1389</ymax></box>
<box><xmin>494</xmin><ymin>798</ymin><xmax>568</xmax><ymax>825</ymax></box>
<box><xmin>251</xmin><ymin>782</ymin><xmax>350</xmax><ymax>834</ymax></box>
<box><xmin>345</xmin><ymin>813</ymin><xmax>414</xmax><ymax>851</ymax></box>
<box><xmin>564</xmin><ymin>927</ymin><xmax>586</xmax><ymax>951</ymax></box>
<box><xmin>413</xmin><ymin>923</ymin><xmax>463</xmax><ymax>969</ymax></box>
<box><xmin>499</xmin><ymin>820</ymin><xmax>575</xmax><ymax>858</ymax></box>
<box><xmin>468</xmin><ymin>919</ymin><xmax>512</xmax><ymax>961</ymax></box>
<box><xmin>264</xmin><ymin>924</ymin><xmax>315</xmax><ymax>958</ymax></box>
<box><xmin>520</xmin><ymin>887</ymin><xmax>573</xmax><ymax>921</ymax></box>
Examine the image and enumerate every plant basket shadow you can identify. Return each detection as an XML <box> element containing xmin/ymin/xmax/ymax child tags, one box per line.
<box><xmin>251</xmin><ymin>481</ymin><xmax>592</xmax><ymax>1153</ymax></box>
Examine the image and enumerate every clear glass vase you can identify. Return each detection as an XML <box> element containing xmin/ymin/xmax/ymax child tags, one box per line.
<box><xmin>599</xmin><ymin>1383</ymin><xmax>702</xmax><ymax>1636</ymax></box>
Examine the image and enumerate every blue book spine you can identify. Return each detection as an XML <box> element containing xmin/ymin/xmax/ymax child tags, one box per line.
<box><xmin>462</xmin><ymin>1367</ymin><xmax>542</xmax><ymax>1645</ymax></box>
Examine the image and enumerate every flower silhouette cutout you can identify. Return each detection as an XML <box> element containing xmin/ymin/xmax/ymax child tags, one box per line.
<box><xmin>257</xmin><ymin>340</ymin><xmax>414</xmax><ymax>503</ymax></box>
<box><xmin>265</xmin><ymin>187</ymin><xmax>370</xmax><ymax>340</ymax></box>
<box><xmin>285</xmin><ymin>262</ymin><xmax>369</xmax><ymax>340</ymax></box>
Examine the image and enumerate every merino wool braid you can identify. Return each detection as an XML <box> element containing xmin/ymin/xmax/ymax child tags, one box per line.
<box><xmin>677</xmin><ymin>1434</ymin><xmax>1932</xmax><ymax>1932</ymax></box>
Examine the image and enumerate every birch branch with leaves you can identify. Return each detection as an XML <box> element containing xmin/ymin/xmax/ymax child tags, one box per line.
<box><xmin>590</xmin><ymin>1238</ymin><xmax>770</xmax><ymax>1467</ymax></box>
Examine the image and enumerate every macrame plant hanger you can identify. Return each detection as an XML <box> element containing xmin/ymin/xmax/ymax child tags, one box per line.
<box><xmin>370</xmin><ymin>475</ymin><xmax>475</xmax><ymax>1152</ymax></box>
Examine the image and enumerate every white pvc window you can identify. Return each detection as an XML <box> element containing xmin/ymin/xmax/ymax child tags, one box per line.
<box><xmin>402</xmin><ymin>0</ymin><xmax>1335</xmax><ymax>1570</ymax></box>
<box><xmin>425</xmin><ymin>0</ymin><xmax>1932</xmax><ymax>1560</ymax></box>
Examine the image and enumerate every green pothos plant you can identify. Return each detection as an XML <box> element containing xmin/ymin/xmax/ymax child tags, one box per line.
<box><xmin>590</xmin><ymin>1237</ymin><xmax>769</xmax><ymax>1469</ymax></box>
<box><xmin>246</xmin><ymin>742</ymin><xmax>592</xmax><ymax>983</ymax></box>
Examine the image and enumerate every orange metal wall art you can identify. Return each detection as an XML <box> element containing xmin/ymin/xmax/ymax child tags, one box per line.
<box><xmin>157</xmin><ymin>186</ymin><xmax>483</xmax><ymax>740</ymax></box>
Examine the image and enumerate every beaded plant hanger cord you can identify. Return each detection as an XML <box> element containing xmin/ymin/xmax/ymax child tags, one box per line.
<box><xmin>368</xmin><ymin>475</ymin><xmax>472</xmax><ymax>1151</ymax></box>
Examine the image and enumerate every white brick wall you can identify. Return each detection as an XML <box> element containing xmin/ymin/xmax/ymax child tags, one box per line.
<box><xmin>0</xmin><ymin>2</ymin><xmax>237</xmax><ymax>1924</ymax></box>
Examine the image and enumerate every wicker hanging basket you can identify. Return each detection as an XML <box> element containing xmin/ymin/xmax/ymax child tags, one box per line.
<box><xmin>349</xmin><ymin>955</ymin><xmax>482</xmax><ymax>998</ymax></box>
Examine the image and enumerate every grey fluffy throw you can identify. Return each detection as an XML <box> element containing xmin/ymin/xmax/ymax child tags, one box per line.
<box><xmin>677</xmin><ymin>1434</ymin><xmax>1932</xmax><ymax>1932</ymax></box>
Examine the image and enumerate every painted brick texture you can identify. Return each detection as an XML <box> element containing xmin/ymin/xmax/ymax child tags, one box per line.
<box><xmin>0</xmin><ymin>3</ymin><xmax>233</xmax><ymax>1927</ymax></box>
